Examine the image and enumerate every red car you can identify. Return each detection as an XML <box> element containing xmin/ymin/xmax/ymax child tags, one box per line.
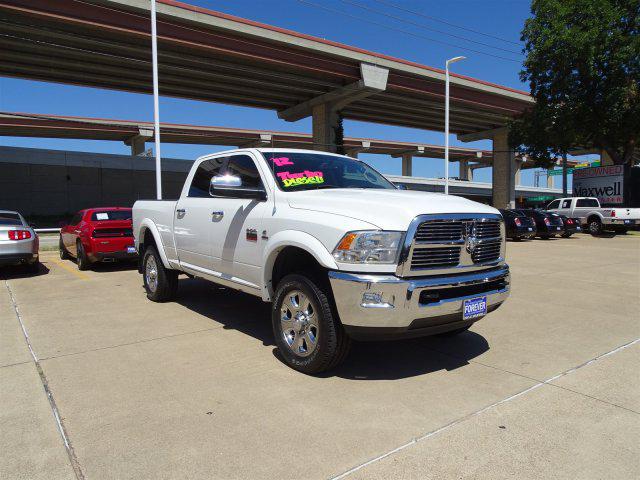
<box><xmin>59</xmin><ymin>207</ymin><xmax>137</xmax><ymax>270</ymax></box>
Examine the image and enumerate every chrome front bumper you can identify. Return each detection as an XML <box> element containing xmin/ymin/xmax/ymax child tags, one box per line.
<box><xmin>328</xmin><ymin>265</ymin><xmax>510</xmax><ymax>338</ymax></box>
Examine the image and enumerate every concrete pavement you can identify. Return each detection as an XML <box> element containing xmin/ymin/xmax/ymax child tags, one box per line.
<box><xmin>1</xmin><ymin>234</ymin><xmax>638</xmax><ymax>479</ymax></box>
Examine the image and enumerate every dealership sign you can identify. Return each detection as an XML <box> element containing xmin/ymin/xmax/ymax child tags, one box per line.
<box><xmin>573</xmin><ymin>165</ymin><xmax>624</xmax><ymax>205</ymax></box>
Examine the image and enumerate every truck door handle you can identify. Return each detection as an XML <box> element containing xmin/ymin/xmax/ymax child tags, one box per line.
<box><xmin>176</xmin><ymin>208</ymin><xmax>186</xmax><ymax>219</ymax></box>
<box><xmin>211</xmin><ymin>211</ymin><xmax>224</xmax><ymax>220</ymax></box>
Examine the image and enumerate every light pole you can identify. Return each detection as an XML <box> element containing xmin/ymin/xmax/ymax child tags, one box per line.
<box><xmin>444</xmin><ymin>56</ymin><xmax>466</xmax><ymax>195</ymax></box>
<box><xmin>151</xmin><ymin>0</ymin><xmax>162</xmax><ymax>199</ymax></box>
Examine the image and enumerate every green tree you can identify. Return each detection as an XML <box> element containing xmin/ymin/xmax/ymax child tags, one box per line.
<box><xmin>510</xmin><ymin>0</ymin><xmax>639</xmax><ymax>166</ymax></box>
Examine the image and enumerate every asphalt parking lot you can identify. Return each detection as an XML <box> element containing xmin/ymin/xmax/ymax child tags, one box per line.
<box><xmin>1</xmin><ymin>234</ymin><xmax>639</xmax><ymax>479</ymax></box>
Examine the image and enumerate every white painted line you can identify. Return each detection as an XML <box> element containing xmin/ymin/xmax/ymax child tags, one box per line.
<box><xmin>330</xmin><ymin>337</ymin><xmax>640</xmax><ymax>480</ymax></box>
<box><xmin>4</xmin><ymin>281</ymin><xmax>85</xmax><ymax>480</ymax></box>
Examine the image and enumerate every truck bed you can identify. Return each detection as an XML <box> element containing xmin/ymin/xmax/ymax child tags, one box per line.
<box><xmin>132</xmin><ymin>200</ymin><xmax>178</xmax><ymax>260</ymax></box>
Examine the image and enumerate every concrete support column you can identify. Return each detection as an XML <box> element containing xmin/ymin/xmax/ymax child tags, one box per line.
<box><xmin>311</xmin><ymin>103</ymin><xmax>340</xmax><ymax>152</ymax></box>
<box><xmin>515</xmin><ymin>159</ymin><xmax>523</xmax><ymax>186</ymax></box>
<box><xmin>401</xmin><ymin>154</ymin><xmax>413</xmax><ymax>176</ymax></box>
<box><xmin>492</xmin><ymin>129</ymin><xmax>516</xmax><ymax>209</ymax></box>
<box><xmin>345</xmin><ymin>140</ymin><xmax>371</xmax><ymax>158</ymax></box>
<box><xmin>459</xmin><ymin>159</ymin><xmax>471</xmax><ymax>181</ymax></box>
<box><xmin>125</xmin><ymin>128</ymin><xmax>154</xmax><ymax>156</ymax></box>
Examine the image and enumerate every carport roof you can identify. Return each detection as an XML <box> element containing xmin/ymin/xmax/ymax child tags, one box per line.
<box><xmin>0</xmin><ymin>0</ymin><xmax>532</xmax><ymax>135</ymax></box>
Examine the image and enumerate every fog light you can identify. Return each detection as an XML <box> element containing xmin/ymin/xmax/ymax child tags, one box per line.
<box><xmin>361</xmin><ymin>292</ymin><xmax>394</xmax><ymax>308</ymax></box>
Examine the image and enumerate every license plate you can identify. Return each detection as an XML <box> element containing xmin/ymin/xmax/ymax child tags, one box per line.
<box><xmin>528</xmin><ymin>227</ymin><xmax>533</xmax><ymax>231</ymax></box>
<box><xmin>463</xmin><ymin>296</ymin><xmax>487</xmax><ymax>320</ymax></box>
<box><xmin>556</xmin><ymin>227</ymin><xmax>561</xmax><ymax>231</ymax></box>
<box><xmin>576</xmin><ymin>227</ymin><xmax>581</xmax><ymax>231</ymax></box>
<box><xmin>624</xmin><ymin>220</ymin><xmax>635</xmax><ymax>225</ymax></box>
<box><xmin>127</xmin><ymin>246</ymin><xmax>136</xmax><ymax>254</ymax></box>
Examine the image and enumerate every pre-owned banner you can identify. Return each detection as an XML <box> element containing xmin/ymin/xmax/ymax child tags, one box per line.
<box><xmin>573</xmin><ymin>165</ymin><xmax>624</xmax><ymax>205</ymax></box>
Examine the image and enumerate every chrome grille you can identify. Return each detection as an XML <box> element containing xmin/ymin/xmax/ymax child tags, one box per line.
<box><xmin>474</xmin><ymin>221</ymin><xmax>501</xmax><ymax>239</ymax></box>
<box><xmin>398</xmin><ymin>214</ymin><xmax>505</xmax><ymax>277</ymax></box>
<box><xmin>414</xmin><ymin>220</ymin><xmax>463</xmax><ymax>243</ymax></box>
<box><xmin>471</xmin><ymin>240</ymin><xmax>502</xmax><ymax>263</ymax></box>
<box><xmin>410</xmin><ymin>247</ymin><xmax>460</xmax><ymax>270</ymax></box>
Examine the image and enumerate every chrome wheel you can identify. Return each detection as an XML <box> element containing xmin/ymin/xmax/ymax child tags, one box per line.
<box><xmin>145</xmin><ymin>255</ymin><xmax>158</xmax><ymax>293</ymax></box>
<box><xmin>280</xmin><ymin>290</ymin><xmax>319</xmax><ymax>357</ymax></box>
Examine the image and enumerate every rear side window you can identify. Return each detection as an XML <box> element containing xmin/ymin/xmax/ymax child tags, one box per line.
<box><xmin>188</xmin><ymin>157</ymin><xmax>225</xmax><ymax>197</ymax></box>
<box><xmin>547</xmin><ymin>200</ymin><xmax>560</xmax><ymax>209</ymax></box>
<box><xmin>561</xmin><ymin>199</ymin><xmax>572</xmax><ymax>208</ymax></box>
<box><xmin>91</xmin><ymin>210</ymin><xmax>132</xmax><ymax>221</ymax></box>
<box><xmin>576</xmin><ymin>199</ymin><xmax>599</xmax><ymax>207</ymax></box>
<box><xmin>225</xmin><ymin>155</ymin><xmax>263</xmax><ymax>189</ymax></box>
<box><xmin>0</xmin><ymin>213</ymin><xmax>23</xmax><ymax>226</ymax></box>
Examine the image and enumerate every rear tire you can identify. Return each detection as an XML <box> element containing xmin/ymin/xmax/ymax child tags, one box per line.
<box><xmin>76</xmin><ymin>241</ymin><xmax>90</xmax><ymax>271</ymax></box>
<box><xmin>615</xmin><ymin>227</ymin><xmax>628</xmax><ymax>235</ymax></box>
<box><xmin>589</xmin><ymin>218</ymin><xmax>603</xmax><ymax>236</ymax></box>
<box><xmin>143</xmin><ymin>245</ymin><xmax>178</xmax><ymax>302</ymax></box>
<box><xmin>59</xmin><ymin>237</ymin><xmax>69</xmax><ymax>260</ymax></box>
<box><xmin>272</xmin><ymin>273</ymin><xmax>350</xmax><ymax>374</ymax></box>
<box><xmin>561</xmin><ymin>232</ymin><xmax>572</xmax><ymax>238</ymax></box>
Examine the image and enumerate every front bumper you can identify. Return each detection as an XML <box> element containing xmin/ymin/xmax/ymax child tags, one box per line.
<box><xmin>328</xmin><ymin>265</ymin><xmax>510</xmax><ymax>340</ymax></box>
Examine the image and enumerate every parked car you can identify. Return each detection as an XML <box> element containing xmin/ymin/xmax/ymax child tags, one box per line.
<box><xmin>133</xmin><ymin>148</ymin><xmax>510</xmax><ymax>373</ymax></box>
<box><xmin>499</xmin><ymin>209</ymin><xmax>536</xmax><ymax>240</ymax></box>
<box><xmin>558</xmin><ymin>215</ymin><xmax>581</xmax><ymax>238</ymax></box>
<box><xmin>0</xmin><ymin>210</ymin><xmax>39</xmax><ymax>273</ymax></box>
<box><xmin>59</xmin><ymin>207</ymin><xmax>137</xmax><ymax>270</ymax></box>
<box><xmin>518</xmin><ymin>209</ymin><xmax>564</xmax><ymax>239</ymax></box>
<box><xmin>547</xmin><ymin>197</ymin><xmax>640</xmax><ymax>235</ymax></box>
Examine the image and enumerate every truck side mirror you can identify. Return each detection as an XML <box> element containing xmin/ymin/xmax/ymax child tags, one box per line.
<box><xmin>210</xmin><ymin>175</ymin><xmax>267</xmax><ymax>201</ymax></box>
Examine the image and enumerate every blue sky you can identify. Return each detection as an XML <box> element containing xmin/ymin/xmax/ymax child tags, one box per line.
<box><xmin>0</xmin><ymin>0</ymin><xmax>592</xmax><ymax>186</ymax></box>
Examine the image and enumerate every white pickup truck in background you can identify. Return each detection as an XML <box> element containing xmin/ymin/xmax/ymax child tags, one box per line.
<box><xmin>133</xmin><ymin>149</ymin><xmax>510</xmax><ymax>373</ymax></box>
<box><xmin>546</xmin><ymin>197</ymin><xmax>640</xmax><ymax>235</ymax></box>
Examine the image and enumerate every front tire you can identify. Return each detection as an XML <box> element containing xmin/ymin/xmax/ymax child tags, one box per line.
<box><xmin>272</xmin><ymin>274</ymin><xmax>350</xmax><ymax>374</ymax></box>
<box><xmin>143</xmin><ymin>245</ymin><xmax>178</xmax><ymax>302</ymax></box>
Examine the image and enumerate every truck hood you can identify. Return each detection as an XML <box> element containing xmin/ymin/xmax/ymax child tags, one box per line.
<box><xmin>287</xmin><ymin>189</ymin><xmax>500</xmax><ymax>230</ymax></box>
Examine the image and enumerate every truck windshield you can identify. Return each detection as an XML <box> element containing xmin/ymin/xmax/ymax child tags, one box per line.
<box><xmin>262</xmin><ymin>152</ymin><xmax>396</xmax><ymax>192</ymax></box>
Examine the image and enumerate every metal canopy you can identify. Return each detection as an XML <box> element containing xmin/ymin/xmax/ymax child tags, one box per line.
<box><xmin>0</xmin><ymin>112</ymin><xmax>494</xmax><ymax>162</ymax></box>
<box><xmin>0</xmin><ymin>0</ymin><xmax>532</xmax><ymax>135</ymax></box>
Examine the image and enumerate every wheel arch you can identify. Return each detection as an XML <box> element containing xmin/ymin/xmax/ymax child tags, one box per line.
<box><xmin>137</xmin><ymin>220</ymin><xmax>172</xmax><ymax>270</ymax></box>
<box><xmin>262</xmin><ymin>231</ymin><xmax>338</xmax><ymax>301</ymax></box>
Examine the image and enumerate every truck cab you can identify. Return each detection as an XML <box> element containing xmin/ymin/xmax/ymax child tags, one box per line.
<box><xmin>133</xmin><ymin>149</ymin><xmax>510</xmax><ymax>373</ymax></box>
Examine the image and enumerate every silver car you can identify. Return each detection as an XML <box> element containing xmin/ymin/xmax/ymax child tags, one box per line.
<box><xmin>0</xmin><ymin>210</ymin><xmax>39</xmax><ymax>273</ymax></box>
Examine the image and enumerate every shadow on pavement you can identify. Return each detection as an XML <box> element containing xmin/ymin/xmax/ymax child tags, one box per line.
<box><xmin>175</xmin><ymin>277</ymin><xmax>274</xmax><ymax>346</ymax></box>
<box><xmin>174</xmin><ymin>276</ymin><xmax>489</xmax><ymax>380</ymax></box>
<box><xmin>0</xmin><ymin>262</ymin><xmax>50</xmax><ymax>280</ymax></box>
<box><xmin>325</xmin><ymin>332</ymin><xmax>489</xmax><ymax>380</ymax></box>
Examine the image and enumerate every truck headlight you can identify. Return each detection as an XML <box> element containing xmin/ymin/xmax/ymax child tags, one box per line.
<box><xmin>332</xmin><ymin>231</ymin><xmax>404</xmax><ymax>264</ymax></box>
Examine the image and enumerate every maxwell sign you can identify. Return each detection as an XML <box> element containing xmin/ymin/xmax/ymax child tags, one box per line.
<box><xmin>573</xmin><ymin>165</ymin><xmax>624</xmax><ymax>205</ymax></box>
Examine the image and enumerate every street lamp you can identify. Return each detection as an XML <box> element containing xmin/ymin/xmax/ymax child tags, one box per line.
<box><xmin>444</xmin><ymin>56</ymin><xmax>466</xmax><ymax>195</ymax></box>
<box><xmin>151</xmin><ymin>0</ymin><xmax>162</xmax><ymax>199</ymax></box>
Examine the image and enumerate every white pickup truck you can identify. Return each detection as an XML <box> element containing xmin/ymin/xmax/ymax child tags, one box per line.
<box><xmin>546</xmin><ymin>197</ymin><xmax>640</xmax><ymax>235</ymax></box>
<box><xmin>133</xmin><ymin>149</ymin><xmax>510</xmax><ymax>373</ymax></box>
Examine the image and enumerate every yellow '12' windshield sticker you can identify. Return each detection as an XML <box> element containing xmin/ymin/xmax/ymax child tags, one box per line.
<box><xmin>276</xmin><ymin>170</ymin><xmax>324</xmax><ymax>188</ymax></box>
